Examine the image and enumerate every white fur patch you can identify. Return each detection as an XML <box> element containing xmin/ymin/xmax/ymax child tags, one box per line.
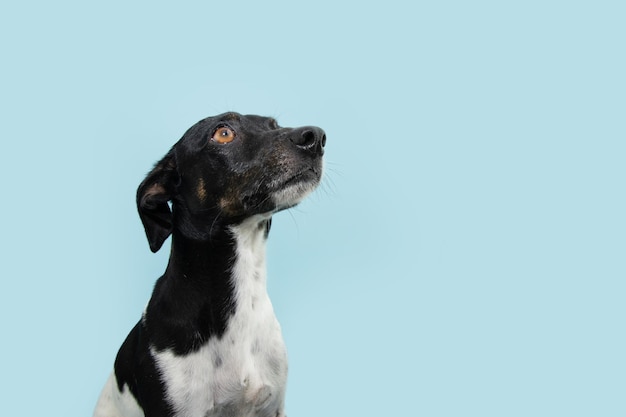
<box><xmin>152</xmin><ymin>215</ymin><xmax>288</xmax><ymax>417</ymax></box>
<box><xmin>93</xmin><ymin>372</ymin><xmax>144</xmax><ymax>417</ymax></box>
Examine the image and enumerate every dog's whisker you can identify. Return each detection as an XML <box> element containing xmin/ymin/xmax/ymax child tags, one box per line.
<box><xmin>208</xmin><ymin>210</ymin><xmax>223</xmax><ymax>241</ymax></box>
<box><xmin>285</xmin><ymin>208</ymin><xmax>300</xmax><ymax>233</ymax></box>
<box><xmin>324</xmin><ymin>164</ymin><xmax>344</xmax><ymax>178</ymax></box>
<box><xmin>251</xmin><ymin>194</ymin><xmax>274</xmax><ymax>212</ymax></box>
<box><xmin>320</xmin><ymin>174</ymin><xmax>338</xmax><ymax>198</ymax></box>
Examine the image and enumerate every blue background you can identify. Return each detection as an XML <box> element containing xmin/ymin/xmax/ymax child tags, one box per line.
<box><xmin>1</xmin><ymin>1</ymin><xmax>624</xmax><ymax>416</ymax></box>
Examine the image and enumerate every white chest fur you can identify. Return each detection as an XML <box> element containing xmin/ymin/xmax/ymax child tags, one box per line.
<box><xmin>152</xmin><ymin>217</ymin><xmax>288</xmax><ymax>417</ymax></box>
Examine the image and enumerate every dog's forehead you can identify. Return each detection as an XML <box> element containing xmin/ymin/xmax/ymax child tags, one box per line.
<box><xmin>203</xmin><ymin>112</ymin><xmax>276</xmax><ymax>127</ymax></box>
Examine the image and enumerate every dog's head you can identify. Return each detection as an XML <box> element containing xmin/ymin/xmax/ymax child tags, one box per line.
<box><xmin>136</xmin><ymin>112</ymin><xmax>325</xmax><ymax>252</ymax></box>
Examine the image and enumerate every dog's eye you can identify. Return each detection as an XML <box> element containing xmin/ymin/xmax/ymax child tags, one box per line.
<box><xmin>212</xmin><ymin>126</ymin><xmax>236</xmax><ymax>144</ymax></box>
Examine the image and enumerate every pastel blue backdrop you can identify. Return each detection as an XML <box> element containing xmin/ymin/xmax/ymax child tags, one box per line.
<box><xmin>1</xmin><ymin>1</ymin><xmax>624</xmax><ymax>416</ymax></box>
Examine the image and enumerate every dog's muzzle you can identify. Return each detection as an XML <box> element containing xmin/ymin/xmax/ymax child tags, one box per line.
<box><xmin>270</xmin><ymin>126</ymin><xmax>325</xmax><ymax>211</ymax></box>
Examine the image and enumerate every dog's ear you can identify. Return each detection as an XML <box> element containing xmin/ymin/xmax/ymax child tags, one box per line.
<box><xmin>136</xmin><ymin>149</ymin><xmax>179</xmax><ymax>253</ymax></box>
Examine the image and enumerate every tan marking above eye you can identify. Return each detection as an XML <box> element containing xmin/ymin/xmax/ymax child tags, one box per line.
<box><xmin>212</xmin><ymin>126</ymin><xmax>236</xmax><ymax>144</ymax></box>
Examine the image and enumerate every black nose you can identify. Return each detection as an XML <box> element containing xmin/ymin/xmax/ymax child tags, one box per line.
<box><xmin>290</xmin><ymin>126</ymin><xmax>326</xmax><ymax>156</ymax></box>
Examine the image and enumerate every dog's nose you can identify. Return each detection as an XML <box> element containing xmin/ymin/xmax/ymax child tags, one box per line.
<box><xmin>290</xmin><ymin>126</ymin><xmax>326</xmax><ymax>157</ymax></box>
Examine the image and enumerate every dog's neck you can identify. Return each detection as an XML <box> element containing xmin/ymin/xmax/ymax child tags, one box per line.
<box><xmin>145</xmin><ymin>215</ymin><xmax>272</xmax><ymax>355</ymax></box>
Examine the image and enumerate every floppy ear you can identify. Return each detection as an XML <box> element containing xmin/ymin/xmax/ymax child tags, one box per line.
<box><xmin>136</xmin><ymin>148</ymin><xmax>179</xmax><ymax>253</ymax></box>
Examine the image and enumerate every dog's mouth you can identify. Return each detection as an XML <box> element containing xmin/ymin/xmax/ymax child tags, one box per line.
<box><xmin>221</xmin><ymin>166</ymin><xmax>322</xmax><ymax>217</ymax></box>
<box><xmin>281</xmin><ymin>168</ymin><xmax>319</xmax><ymax>188</ymax></box>
<box><xmin>271</xmin><ymin>167</ymin><xmax>322</xmax><ymax>211</ymax></box>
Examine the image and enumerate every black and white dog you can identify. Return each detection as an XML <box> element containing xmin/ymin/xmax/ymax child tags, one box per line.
<box><xmin>93</xmin><ymin>112</ymin><xmax>325</xmax><ymax>417</ymax></box>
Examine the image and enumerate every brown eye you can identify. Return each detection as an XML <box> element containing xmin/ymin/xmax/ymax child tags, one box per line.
<box><xmin>212</xmin><ymin>126</ymin><xmax>236</xmax><ymax>144</ymax></box>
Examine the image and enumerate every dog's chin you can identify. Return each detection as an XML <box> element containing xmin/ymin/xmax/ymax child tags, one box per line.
<box><xmin>271</xmin><ymin>171</ymin><xmax>321</xmax><ymax>212</ymax></box>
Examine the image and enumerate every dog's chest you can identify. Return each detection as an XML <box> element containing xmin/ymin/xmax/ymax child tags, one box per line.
<box><xmin>152</xmin><ymin>221</ymin><xmax>288</xmax><ymax>417</ymax></box>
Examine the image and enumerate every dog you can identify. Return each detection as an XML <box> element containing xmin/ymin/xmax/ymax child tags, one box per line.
<box><xmin>93</xmin><ymin>112</ymin><xmax>325</xmax><ymax>417</ymax></box>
